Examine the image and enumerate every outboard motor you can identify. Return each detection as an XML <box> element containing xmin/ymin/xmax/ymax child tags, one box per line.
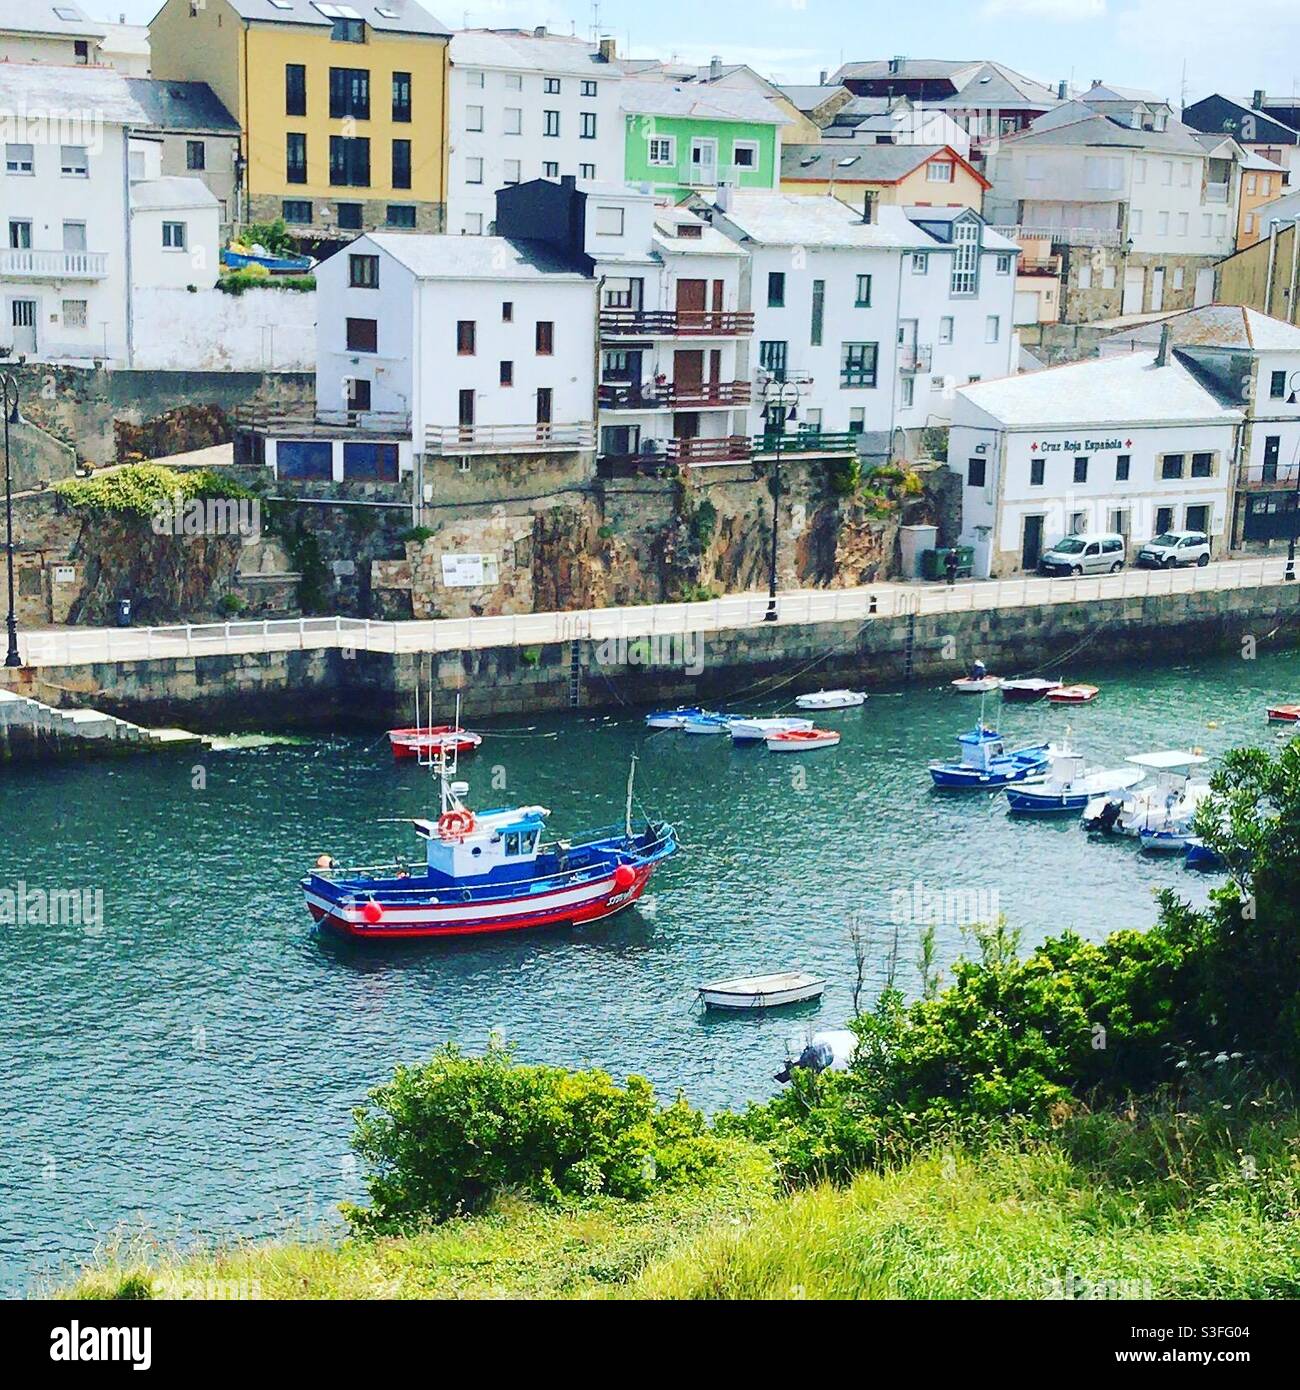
<box><xmin>1092</xmin><ymin>798</ymin><xmax>1123</xmax><ymax>835</ymax></box>
<box><xmin>775</xmin><ymin>1029</ymin><xmax>858</xmax><ymax>1083</ymax></box>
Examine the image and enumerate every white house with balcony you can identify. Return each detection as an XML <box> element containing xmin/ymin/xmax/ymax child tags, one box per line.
<box><xmin>698</xmin><ymin>191</ymin><xmax>1018</xmax><ymax>458</ymax></box>
<box><xmin>446</xmin><ymin>27</ymin><xmax>625</xmax><ymax>237</ymax></box>
<box><xmin>985</xmin><ymin>100</ymin><xmax>1242</xmax><ymax>322</ymax></box>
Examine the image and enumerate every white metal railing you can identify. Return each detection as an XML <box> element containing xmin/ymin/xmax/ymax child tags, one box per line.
<box><xmin>13</xmin><ymin>557</ymin><xmax>1293</xmax><ymax>670</ymax></box>
<box><xmin>0</xmin><ymin>248</ymin><xmax>108</xmax><ymax>278</ymax></box>
<box><xmin>1205</xmin><ymin>184</ymin><xmax>1230</xmax><ymax>205</ymax></box>
<box><xmin>992</xmin><ymin>224</ymin><xmax>1121</xmax><ymax>248</ymax></box>
<box><xmin>423</xmin><ymin>422</ymin><xmax>595</xmax><ymax>454</ymax></box>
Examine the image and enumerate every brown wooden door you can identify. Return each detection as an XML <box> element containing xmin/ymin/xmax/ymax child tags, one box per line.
<box><xmin>673</xmin><ymin>349</ymin><xmax>703</xmax><ymax>399</ymax></box>
<box><xmin>711</xmin><ymin>279</ymin><xmax>724</xmax><ymax>310</ymax></box>
<box><xmin>673</xmin><ymin>412</ymin><xmax>700</xmax><ymax>439</ymax></box>
<box><xmin>676</xmin><ymin>279</ymin><xmax>706</xmax><ymax>329</ymax></box>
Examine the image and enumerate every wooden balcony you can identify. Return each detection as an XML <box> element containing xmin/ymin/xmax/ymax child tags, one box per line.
<box><xmin>232</xmin><ymin>404</ymin><xmax>411</xmax><ymax>438</ymax></box>
<box><xmin>424</xmin><ymin>422</ymin><xmax>596</xmax><ymax>455</ymax></box>
<box><xmin>665</xmin><ymin>435</ymin><xmax>753</xmax><ymax>465</ymax></box>
<box><xmin>599</xmin><ymin>309</ymin><xmax>755</xmax><ymax>338</ymax></box>
<box><xmin>1240</xmin><ymin>463</ymin><xmax>1300</xmax><ymax>488</ymax></box>
<box><xmin>598</xmin><ymin>381</ymin><xmax>752</xmax><ymax>410</ymax></box>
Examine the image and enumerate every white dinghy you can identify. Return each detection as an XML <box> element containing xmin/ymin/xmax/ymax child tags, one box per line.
<box><xmin>794</xmin><ymin>689</ymin><xmax>867</xmax><ymax>710</ymax></box>
<box><xmin>698</xmin><ymin>971</ymin><xmax>827</xmax><ymax>1010</ymax></box>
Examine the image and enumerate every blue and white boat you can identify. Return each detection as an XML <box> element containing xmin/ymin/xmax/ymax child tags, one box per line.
<box><xmin>728</xmin><ymin>716</ymin><xmax>814</xmax><ymax>743</ymax></box>
<box><xmin>645</xmin><ymin>706</ymin><xmax>709</xmax><ymax>730</ymax></box>
<box><xmin>1082</xmin><ymin>751</ymin><xmax>1211</xmax><ymax>850</ymax></box>
<box><xmin>929</xmin><ymin>726</ymin><xmax>1053</xmax><ymax>789</ymax></box>
<box><xmin>1184</xmin><ymin>836</ymin><xmax>1225</xmax><ymax>871</ymax></box>
<box><xmin>302</xmin><ymin>750</ymin><xmax>676</xmax><ymax>941</ymax></box>
<box><xmin>1005</xmin><ymin>745</ymin><xmax>1144</xmax><ymax>815</ymax></box>
<box><xmin>681</xmin><ymin>712</ymin><xmax>734</xmax><ymax>735</ymax></box>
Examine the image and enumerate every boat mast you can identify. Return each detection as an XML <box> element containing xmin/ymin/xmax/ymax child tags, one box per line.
<box><xmin>625</xmin><ymin>754</ymin><xmax>637</xmax><ymax>840</ymax></box>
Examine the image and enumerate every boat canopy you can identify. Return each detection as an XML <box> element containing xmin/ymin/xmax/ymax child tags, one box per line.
<box><xmin>1125</xmin><ymin>750</ymin><xmax>1209</xmax><ymax>770</ymax></box>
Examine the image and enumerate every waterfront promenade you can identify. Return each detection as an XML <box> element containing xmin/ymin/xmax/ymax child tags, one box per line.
<box><xmin>12</xmin><ymin>555</ymin><xmax>1295</xmax><ymax>669</ymax></box>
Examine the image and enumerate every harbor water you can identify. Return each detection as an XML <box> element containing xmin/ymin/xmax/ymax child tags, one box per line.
<box><xmin>1</xmin><ymin>646</ymin><xmax>1295</xmax><ymax>1292</ymax></box>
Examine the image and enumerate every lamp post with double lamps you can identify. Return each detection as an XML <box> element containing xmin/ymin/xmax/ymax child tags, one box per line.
<box><xmin>3</xmin><ymin>372</ymin><xmax>22</xmax><ymax>667</ymax></box>
<box><xmin>759</xmin><ymin>375</ymin><xmax>806</xmax><ymax>623</ymax></box>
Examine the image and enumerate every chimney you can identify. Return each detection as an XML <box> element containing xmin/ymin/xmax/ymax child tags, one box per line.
<box><xmin>888</xmin><ymin>55</ymin><xmax>904</xmax><ymax>76</ymax></box>
<box><xmin>1091</xmin><ymin>78</ymin><xmax>1102</xmax><ymax>89</ymax></box>
<box><xmin>709</xmin><ymin>55</ymin><xmax>722</xmax><ymax>80</ymax></box>
<box><xmin>534</xmin><ymin>25</ymin><xmax>547</xmax><ymax>38</ymax></box>
<box><xmin>1057</xmin><ymin>80</ymin><xmax>1067</xmax><ymax>100</ymax></box>
<box><xmin>716</xmin><ymin>184</ymin><xmax>733</xmax><ymax>212</ymax></box>
<box><xmin>1253</xmin><ymin>89</ymin><xmax>1266</xmax><ymax>110</ymax></box>
<box><xmin>598</xmin><ymin>36</ymin><xmax>616</xmax><ymax>62</ymax></box>
<box><xmin>1156</xmin><ymin>322</ymin><xmax>1171</xmax><ymax>367</ymax></box>
<box><xmin>819</xmin><ymin>69</ymin><xmax>828</xmax><ymax>85</ymax></box>
<box><xmin>560</xmin><ymin>173</ymin><xmax>576</xmax><ymax>189</ymax></box>
<box><xmin>862</xmin><ymin>189</ymin><xmax>877</xmax><ymax>224</ymax></box>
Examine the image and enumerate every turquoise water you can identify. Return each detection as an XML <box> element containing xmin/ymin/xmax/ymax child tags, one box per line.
<box><xmin>1</xmin><ymin>646</ymin><xmax>1295</xmax><ymax>1292</ymax></box>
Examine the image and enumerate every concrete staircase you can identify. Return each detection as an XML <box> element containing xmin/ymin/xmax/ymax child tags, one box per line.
<box><xmin>0</xmin><ymin>687</ymin><xmax>208</xmax><ymax>760</ymax></box>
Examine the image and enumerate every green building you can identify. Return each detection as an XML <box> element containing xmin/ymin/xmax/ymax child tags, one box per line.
<box><xmin>621</xmin><ymin>80</ymin><xmax>786</xmax><ymax>198</ymax></box>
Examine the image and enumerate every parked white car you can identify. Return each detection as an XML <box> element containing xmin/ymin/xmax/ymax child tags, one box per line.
<box><xmin>1135</xmin><ymin>531</ymin><xmax>1211</xmax><ymax>568</ymax></box>
<box><xmin>1038</xmin><ymin>532</ymin><xmax>1126</xmax><ymax>576</ymax></box>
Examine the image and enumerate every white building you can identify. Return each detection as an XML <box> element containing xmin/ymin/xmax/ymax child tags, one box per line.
<box><xmin>1</xmin><ymin>64</ymin><xmax>219</xmax><ymax>363</ymax></box>
<box><xmin>446</xmin><ymin>28</ymin><xmax>624</xmax><ymax>237</ymax></box>
<box><xmin>950</xmin><ymin>338</ymin><xmax>1243</xmax><ymax>577</ymax></box>
<box><xmin>298</xmin><ymin>226</ymin><xmax>596</xmax><ymax>483</ymax></box>
<box><xmin>0</xmin><ymin>0</ymin><xmax>105</xmax><ymax>65</ymax></box>
<box><xmin>700</xmin><ymin>192</ymin><xmax>1018</xmax><ymax>455</ymax></box>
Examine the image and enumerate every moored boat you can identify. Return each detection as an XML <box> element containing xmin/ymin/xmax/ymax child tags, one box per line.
<box><xmin>952</xmin><ymin>676</ymin><xmax>1002</xmax><ymax>693</ymax></box>
<box><xmin>1004</xmin><ymin>746</ymin><xmax>1143</xmax><ymax>814</ymax></box>
<box><xmin>1047</xmin><ymin>683</ymin><xmax>1100</xmax><ymax>705</ymax></box>
<box><xmin>728</xmin><ymin>716</ymin><xmax>814</xmax><ymax>743</ymax></box>
<box><xmin>1082</xmin><ymin>750</ymin><xmax>1211</xmax><ymax>846</ymax></box>
<box><xmin>681</xmin><ymin>712</ymin><xmax>732</xmax><ymax>735</ymax></box>
<box><xmin>930</xmin><ymin>725</ymin><xmax>1053</xmax><ymax>788</ymax></box>
<box><xmin>794</xmin><ymin>689</ymin><xmax>867</xmax><ymax>710</ymax></box>
<box><xmin>1000</xmin><ymin>677</ymin><xmax>1064</xmax><ymax>703</ymax></box>
<box><xmin>303</xmin><ymin>752</ymin><xmax>676</xmax><ymax>940</ymax></box>
<box><xmin>388</xmin><ymin>726</ymin><xmax>483</xmax><ymax>760</ymax></box>
<box><xmin>1267</xmin><ymin>703</ymin><xmax>1300</xmax><ymax>723</ymax></box>
<box><xmin>645</xmin><ymin>706</ymin><xmax>708</xmax><ymax>730</ymax></box>
<box><xmin>766</xmin><ymin>727</ymin><xmax>841</xmax><ymax>751</ymax></box>
<box><xmin>698</xmin><ymin>971</ymin><xmax>827</xmax><ymax>1010</ymax></box>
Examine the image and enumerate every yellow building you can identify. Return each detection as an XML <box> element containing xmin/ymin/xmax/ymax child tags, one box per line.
<box><xmin>149</xmin><ymin>0</ymin><xmax>450</xmax><ymax>237</ymax></box>
<box><xmin>779</xmin><ymin>143</ymin><xmax>988</xmax><ymax>211</ymax></box>
<box><xmin>1237</xmin><ymin>153</ymin><xmax>1287</xmax><ymax>250</ymax></box>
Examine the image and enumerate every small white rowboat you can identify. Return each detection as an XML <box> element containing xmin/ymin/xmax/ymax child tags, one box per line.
<box><xmin>952</xmin><ymin>676</ymin><xmax>1002</xmax><ymax>694</ymax></box>
<box><xmin>794</xmin><ymin>689</ymin><xmax>867</xmax><ymax>710</ymax></box>
<box><xmin>698</xmin><ymin>970</ymin><xmax>827</xmax><ymax>1010</ymax></box>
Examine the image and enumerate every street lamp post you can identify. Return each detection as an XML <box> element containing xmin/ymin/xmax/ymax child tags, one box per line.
<box><xmin>761</xmin><ymin>378</ymin><xmax>801</xmax><ymax>623</ymax></box>
<box><xmin>3</xmin><ymin>372</ymin><xmax>21</xmax><ymax>668</ymax></box>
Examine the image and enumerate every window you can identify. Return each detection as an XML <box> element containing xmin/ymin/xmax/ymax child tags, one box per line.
<box><xmin>1157</xmin><ymin>211</ymin><xmax>1169</xmax><ymax>236</ymax></box>
<box><xmin>329</xmin><ymin>136</ymin><xmax>370</xmax><ymax>186</ymax></box>
<box><xmin>840</xmin><ymin>342</ymin><xmax>878</xmax><ymax>388</ymax></box>
<box><xmin>733</xmin><ymin>140</ymin><xmax>758</xmax><ymax>170</ymax></box>
<box><xmin>329</xmin><ymin>12</ymin><xmax>366</xmax><ymax>43</ymax></box>
<box><xmin>342</xmin><ymin>442</ymin><xmax>399</xmax><ymax>481</ymax></box>
<box><xmin>466</xmin><ymin>105</ymin><xmax>483</xmax><ymax>132</ymax></box>
<box><xmin>1191</xmin><ymin>451</ymin><xmax>1214</xmax><ymax>478</ymax></box>
<box><xmin>950</xmin><ymin>219</ymin><xmax>979</xmax><ymax>295</ymax></box>
<box><xmin>1116</xmin><ymin>454</ymin><xmax>1130</xmax><ymax>481</ymax></box>
<box><xmin>1161</xmin><ymin>453</ymin><xmax>1185</xmax><ymax>480</ymax></box>
<box><xmin>286</xmin><ymin>132</ymin><xmax>307</xmax><ymax>183</ymax></box>
<box><xmin>464</xmin><ymin>69</ymin><xmax>484</xmax><ymax>87</ymax></box>
<box><xmin>60</xmin><ymin>145</ymin><xmax>88</xmax><ymax>177</ymax></box>
<box><xmin>386</xmin><ymin>204</ymin><xmax>415</xmax><ymax>228</ymax></box>
<box><xmin>1134</xmin><ymin>157</ymin><xmax>1147</xmax><ymax>184</ymax></box>
<box><xmin>62</xmin><ymin>299</ymin><xmax>87</xmax><ymax>329</ymax></box>
<box><xmin>543</xmin><ymin>161</ymin><xmax>559</xmax><ymax>178</ymax></box>
<box><xmin>967</xmin><ymin>457</ymin><xmax>986</xmax><ymax>487</ymax></box>
<box><xmin>912</xmin><ymin>253</ymin><xmax>928</xmax><ymax>274</ymax></box>
<box><xmin>848</xmin><ymin>408</ymin><xmax>865</xmax><ymax>434</ymax></box>
<box><xmin>580</xmin><ymin>112</ymin><xmax>597</xmax><ymax>139</ymax></box>
<box><xmin>346</xmin><ymin>317</ymin><xmax>378</xmax><ymax>352</ymax></box>
<box><xmin>282</xmin><ymin>442</ymin><xmax>337</xmax><ymax>485</ymax></box>
<box><xmin>1263</xmin><ymin>435</ymin><xmax>1281</xmax><ymax>480</ymax></box>
<box><xmin>1079</xmin><ymin>263</ymin><xmax>1093</xmax><ymax>290</ymax></box>
<box><xmin>337</xmin><ymin>202</ymin><xmax>362</xmax><ymax>229</ymax></box>
<box><xmin>392</xmin><ymin>71</ymin><xmax>411</xmax><ymax>122</ymax></box>
<box><xmin>162</xmin><ymin>221</ymin><xmax>187</xmax><ymax>250</ymax></box>
<box><xmin>457</xmin><ymin>320</ymin><xmax>475</xmax><ymax>355</ymax></box>
<box><xmin>1160</xmin><ymin>159</ymin><xmax>1173</xmax><ymax>185</ymax></box>
<box><xmin>392</xmin><ymin>139</ymin><xmax>411</xmax><ymax>189</ymax></box>
<box><xmin>985</xmin><ymin>315</ymin><xmax>1000</xmax><ymax>343</ymax></box>
<box><xmin>1073</xmin><ymin>455</ymin><xmax>1088</xmax><ymax>484</ymax></box>
<box><xmin>1185</xmin><ymin>504</ymin><xmax>1209</xmax><ymax>533</ymax></box>
<box><xmin>926</xmin><ymin>160</ymin><xmax>954</xmax><ymax>182</ymax></box>
<box><xmin>502</xmin><ymin>301</ymin><xmax>513</xmax><ymax>322</ymax></box>
<box><xmin>759</xmin><ymin>340</ymin><xmax>788</xmax><ymax>379</ymax></box>
<box><xmin>581</xmin><ymin>79</ymin><xmax>597</xmax><ymax>96</ymax></box>
<box><xmin>901</xmin><ymin>377</ymin><xmax>914</xmax><ymax>408</ymax></box>
<box><xmin>1102</xmin><ymin>264</ymin><xmax>1116</xmax><ymax>290</ymax></box>
<box><xmin>594</xmin><ymin>205</ymin><xmax>624</xmax><ymax>236</ymax></box>
<box><xmin>855</xmin><ymin>274</ymin><xmax>872</xmax><ymax>307</ymax></box>
<box><xmin>536</xmin><ymin>321</ymin><xmax>554</xmax><ymax>355</ymax></box>
<box><xmin>1270</xmin><ymin>370</ymin><xmax>1287</xmax><ymax>399</ymax></box>
<box><xmin>580</xmin><ymin>162</ymin><xmax>596</xmax><ymax>179</ymax></box>
<box><xmin>1176</xmin><ymin>216</ymin><xmax>1188</xmax><ymax>240</ymax></box>
<box><xmin>939</xmin><ymin>316</ymin><xmax>953</xmax><ymax>344</ymax></box>
<box><xmin>536</xmin><ymin>387</ymin><xmax>552</xmax><ymax>425</ymax></box>
<box><xmin>1030</xmin><ymin>456</ymin><xmax>1045</xmax><ymax>486</ymax></box>
<box><xmin>544</xmin><ymin>76</ymin><xmax>561</xmax><ymax>94</ymax></box>
<box><xmin>767</xmin><ymin>271</ymin><xmax>785</xmax><ymax>307</ymax></box>
<box><xmin>349</xmin><ymin>253</ymin><xmax>378</xmax><ymax>288</ymax></box>
<box><xmin>186</xmin><ymin>139</ymin><xmax>205</xmax><ymax>171</ymax></box>
<box><xmin>329</xmin><ymin>67</ymin><xmax>370</xmax><ymax>120</ymax></box>
<box><xmin>283</xmin><ymin>199</ymin><xmax>312</xmax><ymax>224</ymax></box>
<box><xmin>811</xmin><ymin>279</ymin><xmax>825</xmax><ymax>347</ymax></box>
<box><xmin>464</xmin><ymin>213</ymin><xmax>483</xmax><ymax>235</ymax></box>
<box><xmin>648</xmin><ymin>136</ymin><xmax>675</xmax><ymax>166</ymax></box>
<box><xmin>996</xmin><ymin>253</ymin><xmax>1012</xmax><ymax>274</ymax></box>
<box><xmin>286</xmin><ymin>63</ymin><xmax>306</xmax><ymax>116</ymax></box>
<box><xmin>5</xmin><ymin>143</ymin><xmax>34</xmax><ymax>174</ymax></box>
<box><xmin>503</xmin><ymin>159</ymin><xmax>521</xmax><ymax>185</ymax></box>
<box><xmin>1155</xmin><ymin>506</ymin><xmax>1174</xmax><ymax>535</ymax></box>
<box><xmin>504</xmin><ymin>107</ymin><xmax>522</xmax><ymax>135</ymax></box>
<box><xmin>465</xmin><ymin>157</ymin><xmax>483</xmax><ymax>184</ymax></box>
<box><xmin>500</xmin><ymin>360</ymin><xmax>513</xmax><ymax>386</ymax></box>
<box><xmin>544</xmin><ymin>110</ymin><xmax>560</xmax><ymax>137</ymax></box>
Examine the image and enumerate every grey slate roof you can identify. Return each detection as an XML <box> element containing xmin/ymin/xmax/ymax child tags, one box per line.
<box><xmin>619</xmin><ymin>79</ymin><xmax>787</xmax><ymax>125</ymax></box>
<box><xmin>778</xmin><ymin>84</ymin><xmax>851</xmax><ymax>113</ymax></box>
<box><xmin>452</xmin><ymin>28</ymin><xmax>619</xmax><ymax>73</ymax></box>
<box><xmin>0</xmin><ymin>0</ymin><xmax>103</xmax><ymax>38</ymax></box>
<box><xmin>365</xmin><ymin>233</ymin><xmax>591</xmax><ymax>281</ymax></box>
<box><xmin>0</xmin><ymin>63</ymin><xmax>238</xmax><ymax>134</ymax></box>
<box><xmin>1004</xmin><ymin>106</ymin><xmax>1209</xmax><ymax>155</ymax></box>
<box><xmin>781</xmin><ymin>143</ymin><xmax>956</xmax><ymax>183</ymax></box>
<box><xmin>126</xmin><ymin>79</ymin><xmax>240</xmax><ymax>134</ymax></box>
<box><xmin>830</xmin><ymin>58</ymin><xmax>1059</xmax><ymax>110</ymax></box>
<box><xmin>1100</xmin><ymin>305</ymin><xmax>1300</xmax><ymax>353</ymax></box>
<box><xmin>223</xmin><ymin>0</ymin><xmax>450</xmax><ymax>37</ymax></box>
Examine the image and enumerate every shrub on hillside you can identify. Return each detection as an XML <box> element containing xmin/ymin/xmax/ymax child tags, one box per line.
<box><xmin>53</xmin><ymin>464</ymin><xmax>254</xmax><ymax>517</ymax></box>
<box><xmin>344</xmin><ymin>1040</ymin><xmax>728</xmax><ymax>1235</ymax></box>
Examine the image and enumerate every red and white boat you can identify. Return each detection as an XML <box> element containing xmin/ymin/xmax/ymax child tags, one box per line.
<box><xmin>766</xmin><ymin>727</ymin><xmax>841</xmax><ymax>752</ymax></box>
<box><xmin>1267</xmin><ymin>703</ymin><xmax>1300</xmax><ymax>723</ymax></box>
<box><xmin>388</xmin><ymin>726</ymin><xmax>483</xmax><ymax>760</ymax></box>
<box><xmin>1047</xmin><ymin>683</ymin><xmax>1100</xmax><ymax>705</ymax></box>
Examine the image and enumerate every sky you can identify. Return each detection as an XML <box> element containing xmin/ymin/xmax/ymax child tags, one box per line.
<box><xmin>106</xmin><ymin>0</ymin><xmax>1300</xmax><ymax>108</ymax></box>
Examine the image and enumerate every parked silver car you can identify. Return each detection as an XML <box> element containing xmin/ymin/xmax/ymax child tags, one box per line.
<box><xmin>1037</xmin><ymin>533</ymin><xmax>1127</xmax><ymax>576</ymax></box>
<box><xmin>1135</xmin><ymin>531</ymin><xmax>1211</xmax><ymax>568</ymax></box>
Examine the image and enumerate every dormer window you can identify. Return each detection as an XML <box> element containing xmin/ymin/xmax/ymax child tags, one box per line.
<box><xmin>316</xmin><ymin>3</ymin><xmax>365</xmax><ymax>41</ymax></box>
<box><xmin>676</xmin><ymin>222</ymin><xmax>702</xmax><ymax>238</ymax></box>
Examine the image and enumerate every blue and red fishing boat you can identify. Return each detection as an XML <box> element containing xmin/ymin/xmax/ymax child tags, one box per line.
<box><xmin>302</xmin><ymin>751</ymin><xmax>676</xmax><ymax>940</ymax></box>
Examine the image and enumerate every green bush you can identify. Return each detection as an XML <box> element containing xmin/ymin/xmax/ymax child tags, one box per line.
<box><xmin>238</xmin><ymin>218</ymin><xmax>296</xmax><ymax>255</ymax></box>
<box><xmin>689</xmin><ymin>497</ymin><xmax>717</xmax><ymax>551</ymax></box>
<box><xmin>396</xmin><ymin>526</ymin><xmax>435</xmax><ymax>545</ymax></box>
<box><xmin>53</xmin><ymin>464</ymin><xmax>253</xmax><ymax>518</ymax></box>
<box><xmin>217</xmin><ymin>272</ymin><xmax>315</xmax><ymax>296</ymax></box>
<box><xmin>345</xmin><ymin>1040</ymin><xmax>727</xmax><ymax>1235</ymax></box>
<box><xmin>827</xmin><ymin>455</ymin><xmax>861</xmax><ymax>496</ymax></box>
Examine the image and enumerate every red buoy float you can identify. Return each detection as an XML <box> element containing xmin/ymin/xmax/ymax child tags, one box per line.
<box><xmin>362</xmin><ymin>900</ymin><xmax>383</xmax><ymax>923</ymax></box>
<box><xmin>437</xmin><ymin>808</ymin><xmax>476</xmax><ymax>841</ymax></box>
<box><xmin>613</xmin><ymin>864</ymin><xmax>636</xmax><ymax>890</ymax></box>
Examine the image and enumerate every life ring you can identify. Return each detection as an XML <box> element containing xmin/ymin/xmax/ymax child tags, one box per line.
<box><xmin>438</xmin><ymin>808</ymin><xmax>476</xmax><ymax>841</ymax></box>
